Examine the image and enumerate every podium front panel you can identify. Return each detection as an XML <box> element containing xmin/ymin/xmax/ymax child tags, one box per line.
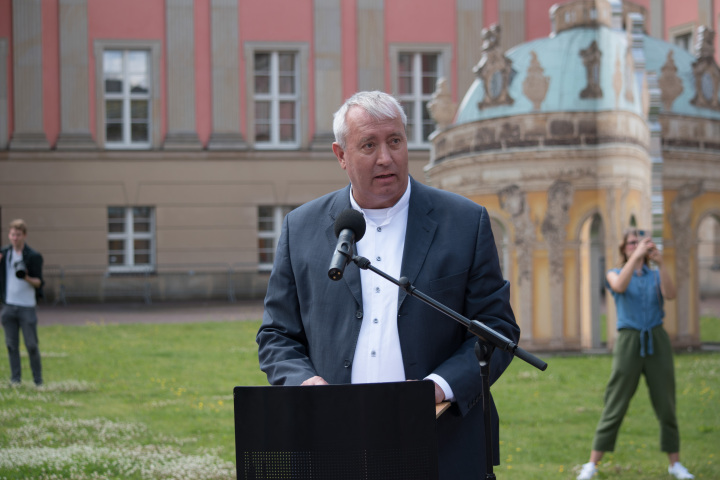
<box><xmin>234</xmin><ymin>381</ymin><xmax>438</xmax><ymax>480</ymax></box>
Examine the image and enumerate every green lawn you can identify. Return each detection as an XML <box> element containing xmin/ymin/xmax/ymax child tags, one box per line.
<box><xmin>0</xmin><ymin>318</ymin><xmax>718</xmax><ymax>479</ymax></box>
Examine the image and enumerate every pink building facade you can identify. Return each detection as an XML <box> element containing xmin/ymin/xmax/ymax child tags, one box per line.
<box><xmin>0</xmin><ymin>0</ymin><xmax>717</xmax><ymax>314</ymax></box>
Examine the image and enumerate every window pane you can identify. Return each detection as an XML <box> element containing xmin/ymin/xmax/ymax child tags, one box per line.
<box><xmin>134</xmin><ymin>254</ymin><xmax>151</xmax><ymax>264</ymax></box>
<box><xmin>278</xmin><ymin>53</ymin><xmax>295</xmax><ymax>71</ymax></box>
<box><xmin>127</xmin><ymin>51</ymin><xmax>148</xmax><ymax>74</ymax></box>
<box><xmin>421</xmin><ymin>54</ymin><xmax>438</xmax><ymax>73</ymax></box>
<box><xmin>133</xmin><ymin>220</ymin><xmax>150</xmax><ymax>232</ymax></box>
<box><xmin>279</xmin><ymin>124</ymin><xmax>295</xmax><ymax>142</ymax></box>
<box><xmin>134</xmin><ymin>239</ymin><xmax>151</xmax><ymax>250</ymax></box>
<box><xmin>398</xmin><ymin>76</ymin><xmax>412</xmax><ymax>95</ymax></box>
<box><xmin>106</xmin><ymin>123</ymin><xmax>123</xmax><ymax>142</ymax></box>
<box><xmin>103</xmin><ymin>51</ymin><xmax>122</xmax><ymax>74</ymax></box>
<box><xmin>255</xmin><ymin>75</ymin><xmax>270</xmax><ymax>94</ymax></box>
<box><xmin>131</xmin><ymin>123</ymin><xmax>148</xmax><ymax>142</ymax></box>
<box><xmin>105</xmin><ymin>77</ymin><xmax>123</xmax><ymax>94</ymax></box>
<box><xmin>279</xmin><ymin>74</ymin><xmax>295</xmax><ymax>94</ymax></box>
<box><xmin>130</xmin><ymin>100</ymin><xmax>148</xmax><ymax>119</ymax></box>
<box><xmin>422</xmin><ymin>75</ymin><xmax>438</xmax><ymax>95</ymax></box>
<box><xmin>254</xmin><ymin>53</ymin><xmax>270</xmax><ymax>73</ymax></box>
<box><xmin>401</xmin><ymin>101</ymin><xmax>414</xmax><ymax>119</ymax></box>
<box><xmin>258</xmin><ymin>206</ymin><xmax>274</xmax><ymax>232</ymax></box>
<box><xmin>279</xmin><ymin>101</ymin><xmax>295</xmax><ymax>120</ymax></box>
<box><xmin>255</xmin><ymin>124</ymin><xmax>270</xmax><ymax>142</ymax></box>
<box><xmin>255</xmin><ymin>101</ymin><xmax>270</xmax><ymax>121</ymax></box>
<box><xmin>106</xmin><ymin>100</ymin><xmax>123</xmax><ymax>120</ymax></box>
<box><xmin>133</xmin><ymin>207</ymin><xmax>152</xmax><ymax>219</ymax></box>
<box><xmin>108</xmin><ymin>253</ymin><xmax>125</xmax><ymax>265</ymax></box>
<box><xmin>108</xmin><ymin>207</ymin><xmax>125</xmax><ymax>220</ymax></box>
<box><xmin>398</xmin><ymin>53</ymin><xmax>412</xmax><ymax>74</ymax></box>
<box><xmin>129</xmin><ymin>75</ymin><xmax>149</xmax><ymax>94</ymax></box>
<box><xmin>108</xmin><ymin>239</ymin><xmax>125</xmax><ymax>251</ymax></box>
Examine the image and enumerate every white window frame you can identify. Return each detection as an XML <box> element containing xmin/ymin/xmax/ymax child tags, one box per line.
<box><xmin>389</xmin><ymin>44</ymin><xmax>452</xmax><ymax>149</ymax></box>
<box><xmin>107</xmin><ymin>206</ymin><xmax>156</xmax><ymax>273</ymax></box>
<box><xmin>245</xmin><ymin>42</ymin><xmax>309</xmax><ymax>150</ymax></box>
<box><xmin>94</xmin><ymin>40</ymin><xmax>162</xmax><ymax>149</ymax></box>
<box><xmin>668</xmin><ymin>23</ymin><xmax>696</xmax><ymax>53</ymax></box>
<box><xmin>258</xmin><ymin>205</ymin><xmax>297</xmax><ymax>271</ymax></box>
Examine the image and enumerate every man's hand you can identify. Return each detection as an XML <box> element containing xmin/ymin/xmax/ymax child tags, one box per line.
<box><xmin>433</xmin><ymin>381</ymin><xmax>446</xmax><ymax>404</ymax></box>
<box><xmin>301</xmin><ymin>376</ymin><xmax>329</xmax><ymax>386</ymax></box>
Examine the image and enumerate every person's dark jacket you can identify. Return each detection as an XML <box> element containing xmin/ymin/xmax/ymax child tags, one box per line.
<box><xmin>0</xmin><ymin>244</ymin><xmax>45</xmax><ymax>303</ymax></box>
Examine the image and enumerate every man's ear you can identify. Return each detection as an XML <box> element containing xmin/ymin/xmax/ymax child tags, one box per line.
<box><xmin>332</xmin><ymin>143</ymin><xmax>347</xmax><ymax>170</ymax></box>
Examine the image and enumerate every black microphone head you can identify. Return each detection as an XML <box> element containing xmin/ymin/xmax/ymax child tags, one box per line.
<box><xmin>334</xmin><ymin>209</ymin><xmax>366</xmax><ymax>241</ymax></box>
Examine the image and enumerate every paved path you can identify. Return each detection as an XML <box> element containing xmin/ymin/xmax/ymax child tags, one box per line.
<box><xmin>37</xmin><ymin>300</ymin><xmax>265</xmax><ymax>325</ymax></box>
<box><xmin>35</xmin><ymin>297</ymin><xmax>720</xmax><ymax>326</ymax></box>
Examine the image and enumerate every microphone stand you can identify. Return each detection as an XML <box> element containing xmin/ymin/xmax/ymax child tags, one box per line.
<box><xmin>349</xmin><ymin>254</ymin><xmax>547</xmax><ymax>480</ymax></box>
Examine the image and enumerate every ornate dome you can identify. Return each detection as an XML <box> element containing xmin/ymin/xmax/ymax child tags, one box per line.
<box><xmin>454</xmin><ymin>0</ymin><xmax>720</xmax><ymax>125</ymax></box>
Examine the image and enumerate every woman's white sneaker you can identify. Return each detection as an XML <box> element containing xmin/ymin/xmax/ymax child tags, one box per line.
<box><xmin>577</xmin><ymin>462</ymin><xmax>597</xmax><ymax>480</ymax></box>
<box><xmin>668</xmin><ymin>462</ymin><xmax>694</xmax><ymax>479</ymax></box>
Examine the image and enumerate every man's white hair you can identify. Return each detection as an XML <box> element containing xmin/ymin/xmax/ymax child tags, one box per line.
<box><xmin>332</xmin><ymin>91</ymin><xmax>407</xmax><ymax>149</ymax></box>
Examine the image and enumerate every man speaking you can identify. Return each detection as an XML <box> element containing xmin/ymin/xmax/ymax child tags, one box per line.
<box><xmin>257</xmin><ymin>91</ymin><xmax>520</xmax><ymax>479</ymax></box>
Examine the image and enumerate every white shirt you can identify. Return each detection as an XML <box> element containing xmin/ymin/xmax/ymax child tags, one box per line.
<box><xmin>348</xmin><ymin>180</ymin><xmax>454</xmax><ymax>401</ymax></box>
<box><xmin>5</xmin><ymin>249</ymin><xmax>36</xmax><ymax>307</ymax></box>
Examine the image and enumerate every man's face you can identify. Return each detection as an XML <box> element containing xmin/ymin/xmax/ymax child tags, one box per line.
<box><xmin>332</xmin><ymin>106</ymin><xmax>409</xmax><ymax>209</ymax></box>
<box><xmin>9</xmin><ymin>228</ymin><xmax>25</xmax><ymax>250</ymax></box>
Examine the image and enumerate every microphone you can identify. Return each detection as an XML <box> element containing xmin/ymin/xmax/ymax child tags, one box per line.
<box><xmin>328</xmin><ymin>209</ymin><xmax>366</xmax><ymax>281</ymax></box>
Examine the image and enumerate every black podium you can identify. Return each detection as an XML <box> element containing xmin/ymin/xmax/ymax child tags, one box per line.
<box><xmin>234</xmin><ymin>381</ymin><xmax>439</xmax><ymax>480</ymax></box>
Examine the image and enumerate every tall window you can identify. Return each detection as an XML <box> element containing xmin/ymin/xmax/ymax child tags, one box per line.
<box><xmin>103</xmin><ymin>50</ymin><xmax>151</xmax><ymax>148</ymax></box>
<box><xmin>108</xmin><ymin>207</ymin><xmax>155</xmax><ymax>272</ymax></box>
<box><xmin>673</xmin><ymin>32</ymin><xmax>692</xmax><ymax>52</ymax></box>
<box><xmin>397</xmin><ymin>52</ymin><xmax>440</xmax><ymax>147</ymax></box>
<box><xmin>258</xmin><ymin>206</ymin><xmax>296</xmax><ymax>270</ymax></box>
<box><xmin>253</xmin><ymin>52</ymin><xmax>299</xmax><ymax>148</ymax></box>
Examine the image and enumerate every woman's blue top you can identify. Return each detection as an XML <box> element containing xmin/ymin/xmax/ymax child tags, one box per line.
<box><xmin>607</xmin><ymin>264</ymin><xmax>664</xmax><ymax>357</ymax></box>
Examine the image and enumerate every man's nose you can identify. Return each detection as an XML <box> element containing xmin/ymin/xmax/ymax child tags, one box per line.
<box><xmin>376</xmin><ymin>143</ymin><xmax>392</xmax><ymax>165</ymax></box>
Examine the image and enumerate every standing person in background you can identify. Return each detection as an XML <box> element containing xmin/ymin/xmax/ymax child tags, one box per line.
<box><xmin>257</xmin><ymin>91</ymin><xmax>519</xmax><ymax>479</ymax></box>
<box><xmin>1</xmin><ymin>219</ymin><xmax>45</xmax><ymax>387</ymax></box>
<box><xmin>576</xmin><ymin>229</ymin><xmax>693</xmax><ymax>480</ymax></box>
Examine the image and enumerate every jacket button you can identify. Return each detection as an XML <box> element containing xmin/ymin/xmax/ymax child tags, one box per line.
<box><xmin>344</xmin><ymin>360</ymin><xmax>351</xmax><ymax>368</ymax></box>
<box><xmin>355</xmin><ymin>310</ymin><xmax>363</xmax><ymax>319</ymax></box>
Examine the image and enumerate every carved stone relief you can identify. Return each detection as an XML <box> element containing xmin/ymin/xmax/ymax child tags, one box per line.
<box><xmin>690</xmin><ymin>27</ymin><xmax>720</xmax><ymax>110</ymax></box>
<box><xmin>427</xmin><ymin>78</ymin><xmax>457</xmax><ymax>132</ymax></box>
<box><xmin>498</xmin><ymin>184</ymin><xmax>535</xmax><ymax>340</ymax></box>
<box><xmin>624</xmin><ymin>39</ymin><xmax>635</xmax><ymax>104</ymax></box>
<box><xmin>498</xmin><ymin>185</ymin><xmax>535</xmax><ymax>285</ymax></box>
<box><xmin>580</xmin><ymin>40</ymin><xmax>603</xmax><ymax>99</ymax></box>
<box><xmin>658</xmin><ymin>50</ymin><xmax>683</xmax><ymax>110</ymax></box>
<box><xmin>473</xmin><ymin>24</ymin><xmax>515</xmax><ymax>109</ymax></box>
<box><xmin>522</xmin><ymin>51</ymin><xmax>549</xmax><ymax>110</ymax></box>
<box><xmin>542</xmin><ymin>180</ymin><xmax>575</xmax><ymax>282</ymax></box>
<box><xmin>613</xmin><ymin>48</ymin><xmax>623</xmax><ymax>108</ymax></box>
<box><xmin>669</xmin><ymin>181</ymin><xmax>704</xmax><ymax>339</ymax></box>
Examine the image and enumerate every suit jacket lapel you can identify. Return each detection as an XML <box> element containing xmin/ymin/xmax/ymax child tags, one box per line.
<box><xmin>399</xmin><ymin>178</ymin><xmax>437</xmax><ymax>310</ymax></box>
<box><xmin>325</xmin><ymin>185</ymin><xmax>363</xmax><ymax>306</ymax></box>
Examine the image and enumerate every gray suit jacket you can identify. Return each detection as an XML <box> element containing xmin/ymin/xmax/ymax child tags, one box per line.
<box><xmin>257</xmin><ymin>177</ymin><xmax>520</xmax><ymax>479</ymax></box>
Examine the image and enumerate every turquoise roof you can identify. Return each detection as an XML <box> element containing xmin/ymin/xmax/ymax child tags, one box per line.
<box><xmin>455</xmin><ymin>25</ymin><xmax>720</xmax><ymax>124</ymax></box>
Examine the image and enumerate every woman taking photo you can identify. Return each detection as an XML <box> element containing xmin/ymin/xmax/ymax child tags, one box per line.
<box><xmin>576</xmin><ymin>229</ymin><xmax>694</xmax><ymax>480</ymax></box>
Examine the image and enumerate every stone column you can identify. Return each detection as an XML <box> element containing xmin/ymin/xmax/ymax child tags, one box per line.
<box><xmin>456</xmin><ymin>0</ymin><xmax>484</xmax><ymax>98</ymax></box>
<box><xmin>311</xmin><ymin>0</ymin><xmax>342</xmax><ymax>151</ymax></box>
<box><xmin>10</xmin><ymin>0</ymin><xmax>50</xmax><ymax>150</ymax></box>
<box><xmin>357</xmin><ymin>0</ymin><xmax>384</xmax><ymax>92</ymax></box>
<box><xmin>208</xmin><ymin>0</ymin><xmax>246</xmax><ymax>150</ymax></box>
<box><xmin>0</xmin><ymin>39</ymin><xmax>7</xmax><ymax>149</ymax></box>
<box><xmin>698</xmin><ymin>0</ymin><xmax>712</xmax><ymax>27</ymax></box>
<box><xmin>649</xmin><ymin>0</ymin><xmax>664</xmax><ymax>39</ymax></box>
<box><xmin>163</xmin><ymin>0</ymin><xmax>202</xmax><ymax>150</ymax></box>
<box><xmin>499</xmin><ymin>0</ymin><xmax>525</xmax><ymax>52</ymax></box>
<box><xmin>56</xmin><ymin>0</ymin><xmax>96</xmax><ymax>150</ymax></box>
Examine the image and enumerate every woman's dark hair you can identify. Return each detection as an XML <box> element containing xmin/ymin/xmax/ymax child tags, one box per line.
<box><xmin>619</xmin><ymin>228</ymin><xmax>649</xmax><ymax>267</ymax></box>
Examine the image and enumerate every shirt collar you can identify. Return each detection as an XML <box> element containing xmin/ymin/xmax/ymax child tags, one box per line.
<box><xmin>349</xmin><ymin>178</ymin><xmax>411</xmax><ymax>223</ymax></box>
